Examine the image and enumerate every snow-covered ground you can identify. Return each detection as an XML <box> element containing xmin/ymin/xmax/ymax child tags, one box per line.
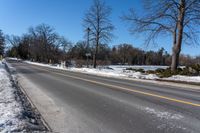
<box><xmin>109</xmin><ymin>65</ymin><xmax>168</xmax><ymax>71</ymax></box>
<box><xmin>0</xmin><ymin>61</ymin><xmax>25</xmax><ymax>132</ymax></box>
<box><xmin>164</xmin><ymin>75</ymin><xmax>200</xmax><ymax>83</ymax></box>
<box><xmin>24</xmin><ymin>61</ymin><xmax>200</xmax><ymax>83</ymax></box>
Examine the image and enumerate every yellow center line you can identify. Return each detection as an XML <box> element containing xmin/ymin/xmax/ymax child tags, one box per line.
<box><xmin>33</xmin><ymin>65</ymin><xmax>200</xmax><ymax>107</ymax></box>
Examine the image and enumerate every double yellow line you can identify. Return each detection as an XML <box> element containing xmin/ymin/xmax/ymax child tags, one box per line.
<box><xmin>32</xmin><ymin>65</ymin><xmax>200</xmax><ymax>107</ymax></box>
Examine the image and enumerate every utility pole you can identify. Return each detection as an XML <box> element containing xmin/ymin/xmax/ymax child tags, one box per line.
<box><xmin>86</xmin><ymin>27</ymin><xmax>91</xmax><ymax>68</ymax></box>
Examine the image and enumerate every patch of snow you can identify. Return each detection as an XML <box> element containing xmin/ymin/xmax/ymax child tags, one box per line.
<box><xmin>7</xmin><ymin>57</ymin><xmax>22</xmax><ymax>61</ymax></box>
<box><xmin>109</xmin><ymin>65</ymin><xmax>168</xmax><ymax>71</ymax></box>
<box><xmin>164</xmin><ymin>75</ymin><xmax>200</xmax><ymax>83</ymax></box>
<box><xmin>24</xmin><ymin>61</ymin><xmax>50</xmax><ymax>67</ymax></box>
<box><xmin>143</xmin><ymin>107</ymin><xmax>184</xmax><ymax>120</ymax></box>
<box><xmin>142</xmin><ymin>107</ymin><xmax>191</xmax><ymax>132</ymax></box>
<box><xmin>68</xmin><ymin>67</ymin><xmax>127</xmax><ymax>77</ymax></box>
<box><xmin>125</xmin><ymin>71</ymin><xmax>158</xmax><ymax>80</ymax></box>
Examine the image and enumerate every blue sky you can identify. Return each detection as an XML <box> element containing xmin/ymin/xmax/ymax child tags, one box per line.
<box><xmin>0</xmin><ymin>0</ymin><xmax>199</xmax><ymax>56</ymax></box>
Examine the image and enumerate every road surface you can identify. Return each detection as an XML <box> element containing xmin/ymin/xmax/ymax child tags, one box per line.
<box><xmin>8</xmin><ymin>61</ymin><xmax>200</xmax><ymax>133</ymax></box>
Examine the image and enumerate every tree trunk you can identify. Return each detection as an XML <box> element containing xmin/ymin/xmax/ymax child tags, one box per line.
<box><xmin>93</xmin><ymin>40</ymin><xmax>99</xmax><ymax>68</ymax></box>
<box><xmin>171</xmin><ymin>0</ymin><xmax>185</xmax><ymax>71</ymax></box>
<box><xmin>93</xmin><ymin>53</ymin><xmax>97</xmax><ymax>68</ymax></box>
<box><xmin>171</xmin><ymin>47</ymin><xmax>180</xmax><ymax>71</ymax></box>
<box><xmin>171</xmin><ymin>25</ymin><xmax>178</xmax><ymax>71</ymax></box>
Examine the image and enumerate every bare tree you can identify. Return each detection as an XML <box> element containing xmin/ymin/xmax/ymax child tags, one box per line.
<box><xmin>124</xmin><ymin>0</ymin><xmax>200</xmax><ymax>71</ymax></box>
<box><xmin>83</xmin><ymin>0</ymin><xmax>114</xmax><ymax>68</ymax></box>
<box><xmin>28</xmin><ymin>24</ymin><xmax>59</xmax><ymax>63</ymax></box>
<box><xmin>6</xmin><ymin>35</ymin><xmax>21</xmax><ymax>47</ymax></box>
<box><xmin>6</xmin><ymin>35</ymin><xmax>22</xmax><ymax>57</ymax></box>
<box><xmin>118</xmin><ymin>44</ymin><xmax>133</xmax><ymax>65</ymax></box>
<box><xmin>58</xmin><ymin>36</ymin><xmax>72</xmax><ymax>53</ymax></box>
<box><xmin>57</xmin><ymin>36</ymin><xmax>72</xmax><ymax>60</ymax></box>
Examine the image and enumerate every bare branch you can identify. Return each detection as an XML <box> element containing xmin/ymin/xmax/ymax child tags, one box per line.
<box><xmin>83</xmin><ymin>0</ymin><xmax>114</xmax><ymax>68</ymax></box>
<box><xmin>123</xmin><ymin>0</ymin><xmax>200</xmax><ymax>70</ymax></box>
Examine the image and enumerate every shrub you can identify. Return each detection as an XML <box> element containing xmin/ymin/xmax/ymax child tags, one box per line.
<box><xmin>146</xmin><ymin>70</ymin><xmax>156</xmax><ymax>74</ymax></box>
<box><xmin>126</xmin><ymin>68</ymin><xmax>145</xmax><ymax>73</ymax></box>
<box><xmin>157</xmin><ymin>68</ymin><xmax>173</xmax><ymax>78</ymax></box>
<box><xmin>126</xmin><ymin>64</ymin><xmax>200</xmax><ymax>78</ymax></box>
<box><xmin>155</xmin><ymin>68</ymin><xmax>165</xmax><ymax>73</ymax></box>
<box><xmin>179</xmin><ymin>67</ymin><xmax>191</xmax><ymax>75</ymax></box>
<box><xmin>156</xmin><ymin>64</ymin><xmax>200</xmax><ymax>78</ymax></box>
<box><xmin>125</xmin><ymin>67</ymin><xmax>135</xmax><ymax>71</ymax></box>
<box><xmin>190</xmin><ymin>64</ymin><xmax>200</xmax><ymax>71</ymax></box>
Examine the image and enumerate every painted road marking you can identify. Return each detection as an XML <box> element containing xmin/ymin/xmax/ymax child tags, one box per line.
<box><xmin>30</xmin><ymin>65</ymin><xmax>200</xmax><ymax>107</ymax></box>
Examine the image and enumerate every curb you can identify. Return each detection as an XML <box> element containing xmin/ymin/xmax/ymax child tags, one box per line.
<box><xmin>17</xmin><ymin>82</ymin><xmax>52</xmax><ymax>132</ymax></box>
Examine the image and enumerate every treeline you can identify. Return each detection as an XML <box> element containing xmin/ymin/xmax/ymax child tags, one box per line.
<box><xmin>67</xmin><ymin>42</ymin><xmax>200</xmax><ymax>66</ymax></box>
<box><xmin>6</xmin><ymin>24</ymin><xmax>71</xmax><ymax>63</ymax></box>
<box><xmin>5</xmin><ymin>24</ymin><xmax>200</xmax><ymax>66</ymax></box>
<box><xmin>0</xmin><ymin>30</ymin><xmax>5</xmax><ymax>57</ymax></box>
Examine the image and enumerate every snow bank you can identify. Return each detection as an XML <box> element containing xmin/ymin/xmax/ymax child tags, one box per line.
<box><xmin>0</xmin><ymin>61</ymin><xmax>24</xmax><ymax>132</ymax></box>
<box><xmin>69</xmin><ymin>67</ymin><xmax>127</xmax><ymax>77</ymax></box>
<box><xmin>24</xmin><ymin>61</ymin><xmax>59</xmax><ymax>68</ymax></box>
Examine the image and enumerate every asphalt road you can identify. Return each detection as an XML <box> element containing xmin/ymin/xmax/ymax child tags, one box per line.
<box><xmin>8</xmin><ymin>61</ymin><xmax>200</xmax><ymax>133</ymax></box>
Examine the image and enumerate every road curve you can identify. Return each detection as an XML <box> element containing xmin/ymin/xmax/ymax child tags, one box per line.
<box><xmin>8</xmin><ymin>61</ymin><xmax>200</xmax><ymax>133</ymax></box>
